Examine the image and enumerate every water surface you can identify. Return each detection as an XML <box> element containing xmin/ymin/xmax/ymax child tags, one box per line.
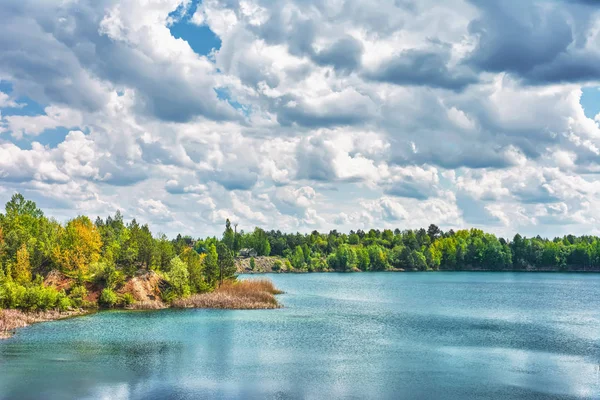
<box><xmin>1</xmin><ymin>273</ymin><xmax>599</xmax><ymax>399</ymax></box>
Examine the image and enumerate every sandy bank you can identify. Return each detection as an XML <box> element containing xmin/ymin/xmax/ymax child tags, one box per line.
<box><xmin>0</xmin><ymin>308</ymin><xmax>90</xmax><ymax>340</ymax></box>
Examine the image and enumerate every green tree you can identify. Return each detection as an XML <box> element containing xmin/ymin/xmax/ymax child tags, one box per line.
<box><xmin>290</xmin><ymin>246</ymin><xmax>305</xmax><ymax>270</ymax></box>
<box><xmin>204</xmin><ymin>243</ymin><xmax>219</xmax><ymax>288</ymax></box>
<box><xmin>356</xmin><ymin>247</ymin><xmax>370</xmax><ymax>271</ymax></box>
<box><xmin>216</xmin><ymin>242</ymin><xmax>236</xmax><ymax>286</ymax></box>
<box><xmin>180</xmin><ymin>247</ymin><xmax>206</xmax><ymax>293</ymax></box>
<box><xmin>222</xmin><ymin>219</ymin><xmax>235</xmax><ymax>251</ymax></box>
<box><xmin>168</xmin><ymin>256</ymin><xmax>190</xmax><ymax>297</ymax></box>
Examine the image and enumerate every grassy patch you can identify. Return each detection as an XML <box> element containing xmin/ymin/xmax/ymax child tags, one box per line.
<box><xmin>172</xmin><ymin>279</ymin><xmax>283</xmax><ymax>309</ymax></box>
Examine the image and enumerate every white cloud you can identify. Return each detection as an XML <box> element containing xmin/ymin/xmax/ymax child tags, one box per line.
<box><xmin>0</xmin><ymin>0</ymin><xmax>599</xmax><ymax>238</ymax></box>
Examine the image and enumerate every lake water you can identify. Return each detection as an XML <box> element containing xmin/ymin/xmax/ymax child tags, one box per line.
<box><xmin>1</xmin><ymin>272</ymin><xmax>599</xmax><ymax>399</ymax></box>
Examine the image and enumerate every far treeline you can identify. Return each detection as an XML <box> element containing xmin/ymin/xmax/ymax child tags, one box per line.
<box><xmin>226</xmin><ymin>221</ymin><xmax>600</xmax><ymax>273</ymax></box>
<box><xmin>1</xmin><ymin>193</ymin><xmax>599</xmax><ymax>312</ymax></box>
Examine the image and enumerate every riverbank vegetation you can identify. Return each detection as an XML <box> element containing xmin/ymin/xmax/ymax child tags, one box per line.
<box><xmin>0</xmin><ymin>194</ymin><xmax>280</xmax><ymax>324</ymax></box>
<box><xmin>1</xmin><ymin>192</ymin><xmax>598</xmax><ymax>320</ymax></box>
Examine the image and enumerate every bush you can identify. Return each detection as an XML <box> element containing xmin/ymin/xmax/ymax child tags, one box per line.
<box><xmin>58</xmin><ymin>295</ymin><xmax>72</xmax><ymax>311</ymax></box>
<box><xmin>0</xmin><ymin>280</ymin><xmax>26</xmax><ymax>309</ymax></box>
<box><xmin>160</xmin><ymin>288</ymin><xmax>177</xmax><ymax>304</ymax></box>
<box><xmin>121</xmin><ymin>293</ymin><xmax>135</xmax><ymax>307</ymax></box>
<box><xmin>92</xmin><ymin>262</ymin><xmax>124</xmax><ymax>290</ymax></box>
<box><xmin>23</xmin><ymin>285</ymin><xmax>68</xmax><ymax>311</ymax></box>
<box><xmin>69</xmin><ymin>285</ymin><xmax>88</xmax><ymax>307</ymax></box>
<box><xmin>250</xmin><ymin>257</ymin><xmax>256</xmax><ymax>270</ymax></box>
<box><xmin>272</xmin><ymin>260</ymin><xmax>282</xmax><ymax>272</ymax></box>
<box><xmin>99</xmin><ymin>288</ymin><xmax>118</xmax><ymax>308</ymax></box>
<box><xmin>0</xmin><ymin>279</ymin><xmax>72</xmax><ymax>311</ymax></box>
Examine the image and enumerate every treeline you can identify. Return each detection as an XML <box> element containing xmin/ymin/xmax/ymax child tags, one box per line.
<box><xmin>0</xmin><ymin>194</ymin><xmax>236</xmax><ymax>311</ymax></box>
<box><xmin>261</xmin><ymin>226</ymin><xmax>600</xmax><ymax>272</ymax></box>
<box><xmin>1</xmin><ymin>193</ymin><xmax>599</xmax><ymax>312</ymax></box>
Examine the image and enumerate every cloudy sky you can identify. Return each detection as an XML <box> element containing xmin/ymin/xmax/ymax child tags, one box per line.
<box><xmin>1</xmin><ymin>0</ymin><xmax>600</xmax><ymax>238</ymax></box>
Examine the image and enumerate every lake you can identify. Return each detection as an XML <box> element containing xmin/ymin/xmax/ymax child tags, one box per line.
<box><xmin>1</xmin><ymin>272</ymin><xmax>599</xmax><ymax>399</ymax></box>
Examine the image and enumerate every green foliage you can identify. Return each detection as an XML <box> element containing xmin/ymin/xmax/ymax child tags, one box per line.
<box><xmin>249</xmin><ymin>257</ymin><xmax>256</xmax><ymax>270</ymax></box>
<box><xmin>160</xmin><ymin>287</ymin><xmax>178</xmax><ymax>303</ymax></box>
<box><xmin>99</xmin><ymin>288</ymin><xmax>118</xmax><ymax>308</ymax></box>
<box><xmin>0</xmin><ymin>280</ymin><xmax>26</xmax><ymax>309</ymax></box>
<box><xmin>203</xmin><ymin>243</ymin><xmax>219</xmax><ymax>288</ymax></box>
<box><xmin>222</xmin><ymin>219</ymin><xmax>235</xmax><ymax>251</ymax></box>
<box><xmin>121</xmin><ymin>293</ymin><xmax>135</xmax><ymax>307</ymax></box>
<box><xmin>69</xmin><ymin>285</ymin><xmax>88</xmax><ymax>308</ymax></box>
<box><xmin>94</xmin><ymin>262</ymin><xmax>124</xmax><ymax>290</ymax></box>
<box><xmin>332</xmin><ymin>244</ymin><xmax>356</xmax><ymax>271</ymax></box>
<box><xmin>290</xmin><ymin>246</ymin><xmax>306</xmax><ymax>270</ymax></box>
<box><xmin>168</xmin><ymin>257</ymin><xmax>191</xmax><ymax>298</ymax></box>
<box><xmin>0</xmin><ymin>279</ymin><xmax>71</xmax><ymax>311</ymax></box>
<box><xmin>179</xmin><ymin>248</ymin><xmax>205</xmax><ymax>294</ymax></box>
<box><xmin>245</xmin><ymin>228</ymin><xmax>271</xmax><ymax>256</ymax></box>
<box><xmin>216</xmin><ymin>243</ymin><xmax>236</xmax><ymax>285</ymax></box>
<box><xmin>272</xmin><ymin>260</ymin><xmax>282</xmax><ymax>272</ymax></box>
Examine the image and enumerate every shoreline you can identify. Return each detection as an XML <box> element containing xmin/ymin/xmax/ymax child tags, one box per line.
<box><xmin>0</xmin><ymin>309</ymin><xmax>92</xmax><ymax>340</ymax></box>
<box><xmin>239</xmin><ymin>265</ymin><xmax>600</xmax><ymax>274</ymax></box>
<box><xmin>241</xmin><ymin>269</ymin><xmax>600</xmax><ymax>274</ymax></box>
<box><xmin>1</xmin><ymin>279</ymin><xmax>283</xmax><ymax>340</ymax></box>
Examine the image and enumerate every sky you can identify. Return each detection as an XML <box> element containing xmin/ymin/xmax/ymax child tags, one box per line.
<box><xmin>1</xmin><ymin>0</ymin><xmax>600</xmax><ymax>239</ymax></box>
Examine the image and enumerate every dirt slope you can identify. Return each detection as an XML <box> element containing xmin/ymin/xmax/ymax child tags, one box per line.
<box><xmin>236</xmin><ymin>256</ymin><xmax>285</xmax><ymax>273</ymax></box>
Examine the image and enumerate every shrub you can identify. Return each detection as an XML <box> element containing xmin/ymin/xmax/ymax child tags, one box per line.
<box><xmin>272</xmin><ymin>260</ymin><xmax>282</xmax><ymax>272</ymax></box>
<box><xmin>0</xmin><ymin>280</ymin><xmax>26</xmax><ymax>309</ymax></box>
<box><xmin>23</xmin><ymin>285</ymin><xmax>68</xmax><ymax>311</ymax></box>
<box><xmin>249</xmin><ymin>257</ymin><xmax>256</xmax><ymax>270</ymax></box>
<box><xmin>92</xmin><ymin>262</ymin><xmax>124</xmax><ymax>290</ymax></box>
<box><xmin>99</xmin><ymin>288</ymin><xmax>118</xmax><ymax>308</ymax></box>
<box><xmin>69</xmin><ymin>285</ymin><xmax>88</xmax><ymax>307</ymax></box>
<box><xmin>57</xmin><ymin>295</ymin><xmax>72</xmax><ymax>311</ymax></box>
<box><xmin>160</xmin><ymin>288</ymin><xmax>177</xmax><ymax>304</ymax></box>
<box><xmin>0</xmin><ymin>280</ymin><xmax>72</xmax><ymax>311</ymax></box>
<box><xmin>121</xmin><ymin>293</ymin><xmax>135</xmax><ymax>307</ymax></box>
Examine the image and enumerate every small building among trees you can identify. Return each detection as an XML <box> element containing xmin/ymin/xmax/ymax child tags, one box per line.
<box><xmin>239</xmin><ymin>248</ymin><xmax>258</xmax><ymax>258</ymax></box>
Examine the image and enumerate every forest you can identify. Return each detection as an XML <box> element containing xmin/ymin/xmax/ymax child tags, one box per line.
<box><xmin>1</xmin><ymin>193</ymin><xmax>599</xmax><ymax>313</ymax></box>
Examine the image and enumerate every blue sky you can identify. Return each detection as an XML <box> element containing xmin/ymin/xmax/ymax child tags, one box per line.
<box><xmin>1</xmin><ymin>0</ymin><xmax>600</xmax><ymax>238</ymax></box>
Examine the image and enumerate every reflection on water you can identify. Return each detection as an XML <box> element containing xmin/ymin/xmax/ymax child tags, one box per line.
<box><xmin>0</xmin><ymin>272</ymin><xmax>599</xmax><ymax>399</ymax></box>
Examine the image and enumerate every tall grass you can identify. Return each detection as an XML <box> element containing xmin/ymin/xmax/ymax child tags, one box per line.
<box><xmin>172</xmin><ymin>279</ymin><xmax>283</xmax><ymax>309</ymax></box>
<box><xmin>125</xmin><ymin>300</ymin><xmax>166</xmax><ymax>310</ymax></box>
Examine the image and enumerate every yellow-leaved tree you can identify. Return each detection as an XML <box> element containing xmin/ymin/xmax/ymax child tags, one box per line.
<box><xmin>53</xmin><ymin>216</ymin><xmax>102</xmax><ymax>277</ymax></box>
<box><xmin>14</xmin><ymin>243</ymin><xmax>32</xmax><ymax>284</ymax></box>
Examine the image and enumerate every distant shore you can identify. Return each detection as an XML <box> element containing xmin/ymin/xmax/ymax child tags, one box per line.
<box><xmin>236</xmin><ymin>256</ymin><xmax>600</xmax><ymax>274</ymax></box>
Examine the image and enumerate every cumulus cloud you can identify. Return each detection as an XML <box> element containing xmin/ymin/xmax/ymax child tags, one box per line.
<box><xmin>0</xmin><ymin>0</ymin><xmax>599</xmax><ymax>237</ymax></box>
<box><xmin>365</xmin><ymin>48</ymin><xmax>477</xmax><ymax>90</ymax></box>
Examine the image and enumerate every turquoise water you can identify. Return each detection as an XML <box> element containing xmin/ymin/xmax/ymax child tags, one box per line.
<box><xmin>1</xmin><ymin>272</ymin><xmax>599</xmax><ymax>399</ymax></box>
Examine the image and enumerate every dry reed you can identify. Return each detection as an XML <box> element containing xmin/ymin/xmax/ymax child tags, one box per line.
<box><xmin>172</xmin><ymin>279</ymin><xmax>283</xmax><ymax>309</ymax></box>
<box><xmin>125</xmin><ymin>300</ymin><xmax>167</xmax><ymax>310</ymax></box>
